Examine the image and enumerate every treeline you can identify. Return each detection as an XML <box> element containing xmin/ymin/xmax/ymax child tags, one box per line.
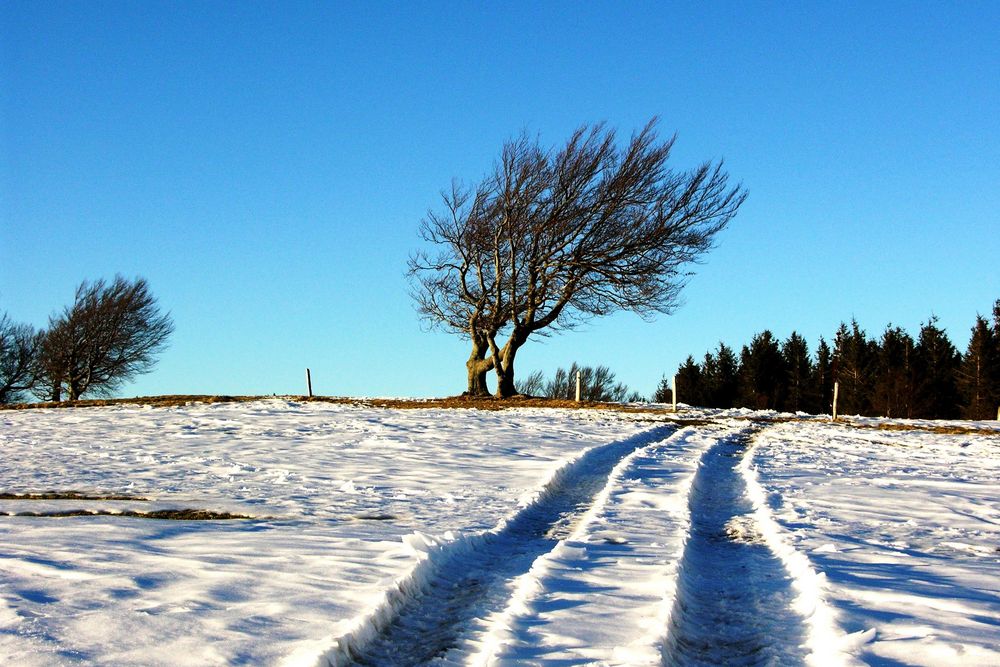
<box><xmin>656</xmin><ymin>300</ymin><xmax>1000</xmax><ymax>420</ymax></box>
<box><xmin>0</xmin><ymin>276</ymin><xmax>172</xmax><ymax>404</ymax></box>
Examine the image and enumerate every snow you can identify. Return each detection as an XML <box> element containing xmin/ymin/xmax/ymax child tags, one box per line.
<box><xmin>749</xmin><ymin>421</ymin><xmax>1000</xmax><ymax>665</ymax></box>
<box><xmin>0</xmin><ymin>401</ymin><xmax>646</xmax><ymax>665</ymax></box>
<box><xmin>1</xmin><ymin>400</ymin><xmax>998</xmax><ymax>666</ymax></box>
<box><xmin>478</xmin><ymin>423</ymin><xmax>735</xmax><ymax>665</ymax></box>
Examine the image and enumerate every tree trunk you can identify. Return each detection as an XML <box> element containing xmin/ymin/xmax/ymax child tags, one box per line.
<box><xmin>494</xmin><ymin>335</ymin><xmax>526</xmax><ymax>398</ymax></box>
<box><xmin>464</xmin><ymin>336</ymin><xmax>494</xmax><ymax>396</ymax></box>
<box><xmin>495</xmin><ymin>357</ymin><xmax>517</xmax><ymax>398</ymax></box>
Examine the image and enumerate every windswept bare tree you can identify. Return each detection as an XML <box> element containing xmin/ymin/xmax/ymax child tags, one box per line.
<box><xmin>36</xmin><ymin>276</ymin><xmax>174</xmax><ymax>401</ymax></box>
<box><xmin>409</xmin><ymin>181</ymin><xmax>511</xmax><ymax>395</ymax></box>
<box><xmin>411</xmin><ymin>119</ymin><xmax>746</xmax><ymax>397</ymax></box>
<box><xmin>0</xmin><ymin>312</ymin><xmax>43</xmax><ymax>403</ymax></box>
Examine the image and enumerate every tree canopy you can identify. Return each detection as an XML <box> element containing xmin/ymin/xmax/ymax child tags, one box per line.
<box><xmin>666</xmin><ymin>301</ymin><xmax>1000</xmax><ymax>419</ymax></box>
<box><xmin>36</xmin><ymin>276</ymin><xmax>174</xmax><ymax>401</ymax></box>
<box><xmin>0</xmin><ymin>312</ymin><xmax>42</xmax><ymax>404</ymax></box>
<box><xmin>410</xmin><ymin>119</ymin><xmax>746</xmax><ymax>396</ymax></box>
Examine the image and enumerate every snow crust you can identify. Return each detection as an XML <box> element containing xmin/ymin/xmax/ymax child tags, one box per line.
<box><xmin>750</xmin><ymin>421</ymin><xmax>1000</xmax><ymax>665</ymax></box>
<box><xmin>2</xmin><ymin>402</ymin><xmax>998</xmax><ymax>666</ymax></box>
<box><xmin>0</xmin><ymin>401</ymin><xmax>645</xmax><ymax>665</ymax></box>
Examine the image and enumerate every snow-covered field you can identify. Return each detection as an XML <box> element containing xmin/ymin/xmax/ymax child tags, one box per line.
<box><xmin>1</xmin><ymin>401</ymin><xmax>997</xmax><ymax>666</ymax></box>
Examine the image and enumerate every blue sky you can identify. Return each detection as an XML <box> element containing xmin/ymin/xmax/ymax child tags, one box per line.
<box><xmin>2</xmin><ymin>2</ymin><xmax>998</xmax><ymax>399</ymax></box>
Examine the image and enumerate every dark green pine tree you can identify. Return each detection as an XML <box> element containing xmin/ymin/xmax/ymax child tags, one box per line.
<box><xmin>738</xmin><ymin>331</ymin><xmax>787</xmax><ymax>410</ymax></box>
<box><xmin>957</xmin><ymin>315</ymin><xmax>999</xmax><ymax>420</ymax></box>
<box><xmin>713</xmin><ymin>342</ymin><xmax>740</xmax><ymax>408</ymax></box>
<box><xmin>675</xmin><ymin>355</ymin><xmax>705</xmax><ymax>407</ymax></box>
<box><xmin>912</xmin><ymin>316</ymin><xmax>961</xmax><ymax>419</ymax></box>
<box><xmin>994</xmin><ymin>299</ymin><xmax>1000</xmax><ymax>406</ymax></box>
<box><xmin>701</xmin><ymin>350</ymin><xmax>720</xmax><ymax>407</ymax></box>
<box><xmin>812</xmin><ymin>337</ymin><xmax>834</xmax><ymax>415</ymax></box>
<box><xmin>872</xmin><ymin>325</ymin><xmax>916</xmax><ymax>418</ymax></box>
<box><xmin>833</xmin><ymin>320</ymin><xmax>876</xmax><ymax>416</ymax></box>
<box><xmin>653</xmin><ymin>374</ymin><xmax>673</xmax><ymax>403</ymax></box>
<box><xmin>781</xmin><ymin>332</ymin><xmax>814</xmax><ymax>413</ymax></box>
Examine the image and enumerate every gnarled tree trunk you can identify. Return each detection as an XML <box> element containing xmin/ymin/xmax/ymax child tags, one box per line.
<box><xmin>492</xmin><ymin>330</ymin><xmax>528</xmax><ymax>398</ymax></box>
<box><xmin>465</xmin><ymin>335</ymin><xmax>494</xmax><ymax>396</ymax></box>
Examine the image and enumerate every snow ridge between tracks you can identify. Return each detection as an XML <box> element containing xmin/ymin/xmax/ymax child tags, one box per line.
<box><xmin>739</xmin><ymin>433</ymin><xmax>866</xmax><ymax>666</ymax></box>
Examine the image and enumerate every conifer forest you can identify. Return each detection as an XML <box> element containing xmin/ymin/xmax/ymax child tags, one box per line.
<box><xmin>658</xmin><ymin>300</ymin><xmax>1000</xmax><ymax>420</ymax></box>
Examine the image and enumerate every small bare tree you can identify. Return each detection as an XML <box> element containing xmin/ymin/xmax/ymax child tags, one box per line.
<box><xmin>36</xmin><ymin>276</ymin><xmax>174</xmax><ymax>401</ymax></box>
<box><xmin>539</xmin><ymin>363</ymin><xmax>642</xmax><ymax>402</ymax></box>
<box><xmin>411</xmin><ymin>119</ymin><xmax>746</xmax><ymax>397</ymax></box>
<box><xmin>0</xmin><ymin>312</ymin><xmax>43</xmax><ymax>403</ymax></box>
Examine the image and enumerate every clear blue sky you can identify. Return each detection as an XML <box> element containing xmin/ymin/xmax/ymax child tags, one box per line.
<box><xmin>2</xmin><ymin>2</ymin><xmax>998</xmax><ymax>399</ymax></box>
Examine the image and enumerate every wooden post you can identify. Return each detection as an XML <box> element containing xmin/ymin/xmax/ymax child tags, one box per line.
<box><xmin>996</xmin><ymin>405</ymin><xmax>999</xmax><ymax>421</ymax></box>
<box><xmin>306</xmin><ymin>368</ymin><xmax>313</xmax><ymax>398</ymax></box>
<box><xmin>672</xmin><ymin>374</ymin><xmax>678</xmax><ymax>413</ymax></box>
<box><xmin>575</xmin><ymin>370</ymin><xmax>582</xmax><ymax>402</ymax></box>
<box><xmin>832</xmin><ymin>381</ymin><xmax>839</xmax><ymax>421</ymax></box>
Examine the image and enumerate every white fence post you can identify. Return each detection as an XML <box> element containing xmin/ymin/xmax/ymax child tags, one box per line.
<box><xmin>672</xmin><ymin>374</ymin><xmax>678</xmax><ymax>413</ymax></box>
<box><xmin>575</xmin><ymin>370</ymin><xmax>582</xmax><ymax>402</ymax></box>
<box><xmin>832</xmin><ymin>381</ymin><xmax>839</xmax><ymax>421</ymax></box>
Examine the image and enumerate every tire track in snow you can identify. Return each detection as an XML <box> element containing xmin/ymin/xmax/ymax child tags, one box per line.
<box><xmin>662</xmin><ymin>425</ymin><xmax>811</xmax><ymax>666</ymax></box>
<box><xmin>329</xmin><ymin>426</ymin><xmax>677</xmax><ymax>667</ymax></box>
<box><xmin>471</xmin><ymin>424</ymin><xmax>728</xmax><ymax>666</ymax></box>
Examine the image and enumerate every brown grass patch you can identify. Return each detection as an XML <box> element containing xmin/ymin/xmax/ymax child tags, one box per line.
<box><xmin>1</xmin><ymin>393</ymin><xmax>684</xmax><ymax>414</ymax></box>
<box><xmin>5</xmin><ymin>508</ymin><xmax>257</xmax><ymax>520</ymax></box>
<box><xmin>0</xmin><ymin>491</ymin><xmax>149</xmax><ymax>501</ymax></box>
<box><xmin>341</xmin><ymin>395</ymin><xmax>656</xmax><ymax>412</ymax></box>
<box><xmin>0</xmin><ymin>394</ymin><xmax>262</xmax><ymax>410</ymax></box>
<box><xmin>849</xmin><ymin>421</ymin><xmax>1000</xmax><ymax>437</ymax></box>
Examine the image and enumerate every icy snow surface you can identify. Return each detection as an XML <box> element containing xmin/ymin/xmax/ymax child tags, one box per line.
<box><xmin>750</xmin><ymin>421</ymin><xmax>1000</xmax><ymax>666</ymax></box>
<box><xmin>0</xmin><ymin>401</ymin><xmax>646</xmax><ymax>665</ymax></box>
<box><xmin>1</xmin><ymin>400</ymin><xmax>998</xmax><ymax>666</ymax></box>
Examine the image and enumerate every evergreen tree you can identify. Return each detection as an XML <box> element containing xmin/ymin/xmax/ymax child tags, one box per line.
<box><xmin>913</xmin><ymin>316</ymin><xmax>961</xmax><ymax>419</ymax></box>
<box><xmin>738</xmin><ymin>331</ymin><xmax>786</xmax><ymax>410</ymax></box>
<box><xmin>872</xmin><ymin>325</ymin><xmax>916</xmax><ymax>418</ymax></box>
<box><xmin>957</xmin><ymin>315</ymin><xmax>998</xmax><ymax>420</ymax></box>
<box><xmin>675</xmin><ymin>356</ymin><xmax>705</xmax><ymax>407</ymax></box>
<box><xmin>713</xmin><ymin>342</ymin><xmax>740</xmax><ymax>408</ymax></box>
<box><xmin>781</xmin><ymin>331</ymin><xmax>814</xmax><ymax>413</ymax></box>
<box><xmin>700</xmin><ymin>350</ymin><xmax>720</xmax><ymax>407</ymax></box>
<box><xmin>653</xmin><ymin>374</ymin><xmax>674</xmax><ymax>404</ymax></box>
<box><xmin>833</xmin><ymin>320</ymin><xmax>876</xmax><ymax>416</ymax></box>
<box><xmin>812</xmin><ymin>337</ymin><xmax>833</xmax><ymax>415</ymax></box>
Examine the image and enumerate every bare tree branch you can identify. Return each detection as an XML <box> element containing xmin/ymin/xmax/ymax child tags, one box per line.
<box><xmin>35</xmin><ymin>276</ymin><xmax>174</xmax><ymax>401</ymax></box>
<box><xmin>409</xmin><ymin>119</ymin><xmax>746</xmax><ymax>397</ymax></box>
<box><xmin>0</xmin><ymin>312</ymin><xmax>43</xmax><ymax>403</ymax></box>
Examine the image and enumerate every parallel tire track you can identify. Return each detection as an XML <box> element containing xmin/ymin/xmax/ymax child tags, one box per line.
<box><xmin>337</xmin><ymin>426</ymin><xmax>677</xmax><ymax>666</ymax></box>
<box><xmin>662</xmin><ymin>426</ymin><xmax>810</xmax><ymax>666</ymax></box>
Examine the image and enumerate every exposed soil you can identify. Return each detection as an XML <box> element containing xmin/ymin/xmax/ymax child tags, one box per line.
<box><xmin>4</xmin><ymin>508</ymin><xmax>257</xmax><ymax>520</ymax></box>
<box><xmin>862</xmin><ymin>421</ymin><xmax>1000</xmax><ymax>436</ymax></box>
<box><xmin>0</xmin><ymin>393</ymin><xmax>675</xmax><ymax>414</ymax></box>
<box><xmin>0</xmin><ymin>394</ymin><xmax>263</xmax><ymax>410</ymax></box>
<box><xmin>0</xmin><ymin>491</ymin><xmax>149</xmax><ymax>501</ymax></box>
